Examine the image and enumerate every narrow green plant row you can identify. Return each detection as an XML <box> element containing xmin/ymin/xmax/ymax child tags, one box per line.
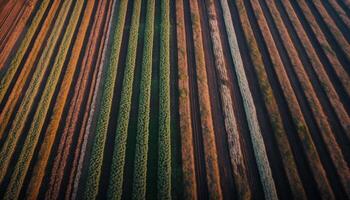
<box><xmin>2</xmin><ymin>1</ymin><xmax>86</xmax><ymax>199</ymax></box>
<box><xmin>158</xmin><ymin>0</ymin><xmax>171</xmax><ymax>199</ymax></box>
<box><xmin>132</xmin><ymin>0</ymin><xmax>155</xmax><ymax>198</ymax></box>
<box><xmin>83</xmin><ymin>0</ymin><xmax>129</xmax><ymax>199</ymax></box>
<box><xmin>107</xmin><ymin>0</ymin><xmax>142</xmax><ymax>198</ymax></box>
<box><xmin>73</xmin><ymin>0</ymin><xmax>116</xmax><ymax>198</ymax></box>
<box><xmin>0</xmin><ymin>0</ymin><xmax>50</xmax><ymax>103</ymax></box>
<box><xmin>0</xmin><ymin>0</ymin><xmax>74</xmax><ymax>183</ymax></box>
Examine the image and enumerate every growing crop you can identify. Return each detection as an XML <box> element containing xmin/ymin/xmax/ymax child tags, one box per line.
<box><xmin>83</xmin><ymin>0</ymin><xmax>129</xmax><ymax>199</ymax></box>
<box><xmin>70</xmin><ymin>0</ymin><xmax>115</xmax><ymax>199</ymax></box>
<box><xmin>258</xmin><ymin>0</ymin><xmax>350</xmax><ymax>196</ymax></box>
<box><xmin>0</xmin><ymin>0</ymin><xmax>26</xmax><ymax>50</ymax></box>
<box><xmin>233</xmin><ymin>0</ymin><xmax>306</xmax><ymax>198</ymax></box>
<box><xmin>64</xmin><ymin>1</ymin><xmax>110</xmax><ymax>199</ymax></box>
<box><xmin>240</xmin><ymin>0</ymin><xmax>335</xmax><ymax>197</ymax></box>
<box><xmin>107</xmin><ymin>0</ymin><xmax>142</xmax><ymax>198</ymax></box>
<box><xmin>309</xmin><ymin>0</ymin><xmax>350</xmax><ymax>61</ymax></box>
<box><xmin>2</xmin><ymin>1</ymin><xmax>86</xmax><ymax>199</ymax></box>
<box><xmin>23</xmin><ymin>1</ymin><xmax>95</xmax><ymax>199</ymax></box>
<box><xmin>267</xmin><ymin>0</ymin><xmax>350</xmax><ymax>145</ymax></box>
<box><xmin>326</xmin><ymin>0</ymin><xmax>350</xmax><ymax>29</ymax></box>
<box><xmin>131</xmin><ymin>0</ymin><xmax>155</xmax><ymax>198</ymax></box>
<box><xmin>0</xmin><ymin>0</ymin><xmax>74</xmax><ymax>182</ymax></box>
<box><xmin>0</xmin><ymin>0</ymin><xmax>348</xmax><ymax>198</ymax></box>
<box><xmin>0</xmin><ymin>0</ymin><xmax>53</xmax><ymax>139</ymax></box>
<box><xmin>157</xmin><ymin>0</ymin><xmax>172</xmax><ymax>199</ymax></box>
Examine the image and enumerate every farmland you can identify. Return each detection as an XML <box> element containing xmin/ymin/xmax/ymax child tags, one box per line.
<box><xmin>0</xmin><ymin>0</ymin><xmax>349</xmax><ymax>199</ymax></box>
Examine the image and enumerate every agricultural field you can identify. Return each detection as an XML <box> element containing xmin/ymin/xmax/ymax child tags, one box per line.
<box><xmin>0</xmin><ymin>0</ymin><xmax>349</xmax><ymax>199</ymax></box>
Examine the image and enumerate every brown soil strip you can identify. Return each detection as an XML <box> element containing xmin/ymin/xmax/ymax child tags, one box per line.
<box><xmin>298</xmin><ymin>0</ymin><xmax>350</xmax><ymax>65</ymax></box>
<box><xmin>0</xmin><ymin>0</ymin><xmax>23</xmax><ymax>40</ymax></box>
<box><xmin>175</xmin><ymin>0</ymin><xmax>196</xmax><ymax>199</ymax></box>
<box><xmin>182</xmin><ymin>0</ymin><xmax>208</xmax><ymax>199</ymax></box>
<box><xmin>262</xmin><ymin>0</ymin><xmax>349</xmax><ymax>198</ymax></box>
<box><xmin>0</xmin><ymin>0</ymin><xmax>16</xmax><ymax>27</ymax></box>
<box><xmin>169</xmin><ymin>0</ymin><xmax>183</xmax><ymax>198</ymax></box>
<box><xmin>240</xmin><ymin>0</ymin><xmax>334</xmax><ymax>198</ymax></box>
<box><xmin>189</xmin><ymin>0</ymin><xmax>222</xmax><ymax>198</ymax></box>
<box><xmin>272</xmin><ymin>0</ymin><xmax>350</xmax><ymax>163</ymax></box>
<box><xmin>0</xmin><ymin>0</ymin><xmax>39</xmax><ymax>71</ymax></box>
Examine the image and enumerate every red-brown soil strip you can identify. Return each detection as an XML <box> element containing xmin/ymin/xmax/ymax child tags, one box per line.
<box><xmin>176</xmin><ymin>0</ymin><xmax>196</xmax><ymax>198</ymax></box>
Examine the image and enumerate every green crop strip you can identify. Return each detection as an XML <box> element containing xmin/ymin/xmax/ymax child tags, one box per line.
<box><xmin>107</xmin><ymin>0</ymin><xmax>142</xmax><ymax>198</ymax></box>
<box><xmin>83</xmin><ymin>0</ymin><xmax>128</xmax><ymax>199</ymax></box>
<box><xmin>158</xmin><ymin>0</ymin><xmax>171</xmax><ymax>199</ymax></box>
<box><xmin>131</xmin><ymin>0</ymin><xmax>155</xmax><ymax>198</ymax></box>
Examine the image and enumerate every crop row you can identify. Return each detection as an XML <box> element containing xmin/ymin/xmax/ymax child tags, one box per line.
<box><xmin>246</xmin><ymin>0</ymin><xmax>336</xmax><ymax>197</ymax></box>
<box><xmin>45</xmin><ymin>0</ymin><xmax>103</xmax><ymax>197</ymax></box>
<box><xmin>0</xmin><ymin>0</ymin><xmax>51</xmax><ymax>121</ymax></box>
<box><xmin>175</xmin><ymin>0</ymin><xmax>196</xmax><ymax>199</ymax></box>
<box><xmin>268</xmin><ymin>0</ymin><xmax>350</xmax><ymax>150</ymax></box>
<box><xmin>308</xmin><ymin>0</ymin><xmax>350</xmax><ymax>61</ymax></box>
<box><xmin>83</xmin><ymin>0</ymin><xmax>129</xmax><ymax>198</ymax></box>
<box><xmin>326</xmin><ymin>0</ymin><xmax>350</xmax><ymax>29</ymax></box>
<box><xmin>232</xmin><ymin>1</ymin><xmax>279</xmax><ymax>199</ymax></box>
<box><xmin>64</xmin><ymin>0</ymin><xmax>111</xmax><ymax>199</ymax></box>
<box><xmin>0</xmin><ymin>0</ymin><xmax>38</xmax><ymax>71</ymax></box>
<box><xmin>24</xmin><ymin>1</ymin><xmax>96</xmax><ymax>200</ymax></box>
<box><xmin>70</xmin><ymin>0</ymin><xmax>116</xmax><ymax>199</ymax></box>
<box><xmin>157</xmin><ymin>0</ymin><xmax>172</xmax><ymax>199</ymax></box>
<box><xmin>188</xmin><ymin>0</ymin><xmax>222</xmax><ymax>198</ymax></box>
<box><xmin>0</xmin><ymin>0</ymin><xmax>74</xmax><ymax>182</ymax></box>
<box><xmin>107</xmin><ymin>0</ymin><xmax>142</xmax><ymax>198</ymax></box>
<box><xmin>206</xmin><ymin>0</ymin><xmax>252</xmax><ymax>199</ymax></box>
<box><xmin>293</xmin><ymin>0</ymin><xmax>350</xmax><ymax>98</ymax></box>
<box><xmin>0</xmin><ymin>0</ymin><xmax>25</xmax><ymax>52</ymax></box>
<box><xmin>256</xmin><ymin>0</ymin><xmax>350</xmax><ymax>197</ymax></box>
<box><xmin>131</xmin><ymin>0</ymin><xmax>155</xmax><ymax>198</ymax></box>
<box><xmin>2</xmin><ymin>1</ymin><xmax>86</xmax><ymax>199</ymax></box>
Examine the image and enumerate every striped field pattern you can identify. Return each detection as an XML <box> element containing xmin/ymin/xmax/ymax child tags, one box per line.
<box><xmin>0</xmin><ymin>0</ymin><xmax>349</xmax><ymax>199</ymax></box>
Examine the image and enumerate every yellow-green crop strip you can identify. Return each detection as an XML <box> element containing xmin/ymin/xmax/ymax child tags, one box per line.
<box><xmin>132</xmin><ymin>0</ymin><xmax>155</xmax><ymax>198</ymax></box>
<box><xmin>158</xmin><ymin>0</ymin><xmax>171</xmax><ymax>199</ymax></box>
<box><xmin>83</xmin><ymin>0</ymin><xmax>128</xmax><ymax>199</ymax></box>
<box><xmin>0</xmin><ymin>0</ymin><xmax>74</xmax><ymax>182</ymax></box>
<box><xmin>107</xmin><ymin>0</ymin><xmax>142</xmax><ymax>198</ymax></box>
